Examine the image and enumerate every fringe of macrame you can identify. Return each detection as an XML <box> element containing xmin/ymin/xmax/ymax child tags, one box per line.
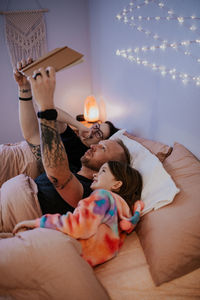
<box><xmin>5</xmin><ymin>11</ymin><xmax>47</xmax><ymax>68</ymax></box>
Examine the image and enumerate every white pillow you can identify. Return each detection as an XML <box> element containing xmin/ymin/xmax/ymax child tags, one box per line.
<box><xmin>110</xmin><ymin>129</ymin><xmax>180</xmax><ymax>215</ymax></box>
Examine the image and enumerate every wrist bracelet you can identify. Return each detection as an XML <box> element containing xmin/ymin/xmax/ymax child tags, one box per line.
<box><xmin>19</xmin><ymin>96</ymin><xmax>32</xmax><ymax>101</ymax></box>
<box><xmin>37</xmin><ymin>109</ymin><xmax>58</xmax><ymax>120</ymax></box>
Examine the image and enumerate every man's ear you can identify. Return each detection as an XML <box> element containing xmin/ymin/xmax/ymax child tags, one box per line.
<box><xmin>112</xmin><ymin>180</ymin><xmax>123</xmax><ymax>192</ymax></box>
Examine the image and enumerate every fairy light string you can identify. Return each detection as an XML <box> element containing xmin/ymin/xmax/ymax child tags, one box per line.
<box><xmin>116</xmin><ymin>0</ymin><xmax>200</xmax><ymax>86</ymax></box>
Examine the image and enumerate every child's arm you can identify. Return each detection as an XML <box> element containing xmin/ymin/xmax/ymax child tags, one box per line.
<box><xmin>13</xmin><ymin>190</ymin><xmax>113</xmax><ymax>238</ymax></box>
<box><xmin>13</xmin><ymin>220</ymin><xmax>36</xmax><ymax>234</ymax></box>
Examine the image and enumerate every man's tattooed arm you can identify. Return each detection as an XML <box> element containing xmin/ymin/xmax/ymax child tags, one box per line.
<box><xmin>27</xmin><ymin>142</ymin><xmax>41</xmax><ymax>161</ymax></box>
<box><xmin>40</xmin><ymin>119</ymin><xmax>73</xmax><ymax>189</ymax></box>
<box><xmin>27</xmin><ymin>142</ymin><xmax>44</xmax><ymax>173</ymax></box>
<box><xmin>50</xmin><ymin>174</ymin><xmax>73</xmax><ymax>190</ymax></box>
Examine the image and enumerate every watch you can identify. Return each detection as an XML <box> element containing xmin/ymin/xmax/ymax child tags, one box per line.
<box><xmin>37</xmin><ymin>109</ymin><xmax>58</xmax><ymax>120</ymax></box>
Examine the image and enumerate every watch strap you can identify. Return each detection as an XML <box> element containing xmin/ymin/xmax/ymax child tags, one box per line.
<box><xmin>37</xmin><ymin>109</ymin><xmax>58</xmax><ymax>120</ymax></box>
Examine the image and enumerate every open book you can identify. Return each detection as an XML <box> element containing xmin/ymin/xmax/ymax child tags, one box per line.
<box><xmin>21</xmin><ymin>46</ymin><xmax>84</xmax><ymax>76</ymax></box>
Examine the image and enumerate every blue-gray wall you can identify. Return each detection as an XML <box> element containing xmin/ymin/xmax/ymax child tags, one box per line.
<box><xmin>88</xmin><ymin>0</ymin><xmax>200</xmax><ymax>158</ymax></box>
<box><xmin>0</xmin><ymin>0</ymin><xmax>199</xmax><ymax>158</ymax></box>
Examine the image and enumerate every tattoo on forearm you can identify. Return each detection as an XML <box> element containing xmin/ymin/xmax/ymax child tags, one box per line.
<box><xmin>27</xmin><ymin>142</ymin><xmax>41</xmax><ymax>161</ymax></box>
<box><xmin>50</xmin><ymin>173</ymin><xmax>73</xmax><ymax>190</ymax></box>
<box><xmin>20</xmin><ymin>88</ymin><xmax>31</xmax><ymax>93</ymax></box>
<box><xmin>40</xmin><ymin>121</ymin><xmax>66</xmax><ymax>168</ymax></box>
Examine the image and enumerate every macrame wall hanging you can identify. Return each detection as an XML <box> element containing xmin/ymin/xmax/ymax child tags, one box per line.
<box><xmin>0</xmin><ymin>2</ymin><xmax>48</xmax><ymax>68</ymax></box>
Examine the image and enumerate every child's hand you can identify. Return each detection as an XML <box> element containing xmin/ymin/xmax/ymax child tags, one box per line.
<box><xmin>134</xmin><ymin>200</ymin><xmax>145</xmax><ymax>212</ymax></box>
<box><xmin>13</xmin><ymin>220</ymin><xmax>36</xmax><ymax>235</ymax></box>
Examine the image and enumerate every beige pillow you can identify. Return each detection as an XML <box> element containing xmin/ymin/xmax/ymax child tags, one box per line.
<box><xmin>124</xmin><ymin>132</ymin><xmax>172</xmax><ymax>162</ymax></box>
<box><xmin>136</xmin><ymin>143</ymin><xmax>200</xmax><ymax>285</ymax></box>
<box><xmin>0</xmin><ymin>229</ymin><xmax>110</xmax><ymax>300</ymax></box>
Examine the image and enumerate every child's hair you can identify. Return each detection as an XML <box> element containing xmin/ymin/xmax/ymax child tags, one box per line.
<box><xmin>107</xmin><ymin>161</ymin><xmax>143</xmax><ymax>210</ymax></box>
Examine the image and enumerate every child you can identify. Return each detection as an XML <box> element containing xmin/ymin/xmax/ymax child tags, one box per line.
<box><xmin>13</xmin><ymin>161</ymin><xmax>144</xmax><ymax>267</ymax></box>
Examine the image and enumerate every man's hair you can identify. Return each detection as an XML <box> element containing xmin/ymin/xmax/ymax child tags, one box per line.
<box><xmin>115</xmin><ymin>139</ymin><xmax>131</xmax><ymax>165</ymax></box>
<box><xmin>108</xmin><ymin>160</ymin><xmax>143</xmax><ymax>210</ymax></box>
<box><xmin>105</xmin><ymin>121</ymin><xmax>119</xmax><ymax>138</ymax></box>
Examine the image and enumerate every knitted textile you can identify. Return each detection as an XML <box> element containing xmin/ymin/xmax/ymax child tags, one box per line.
<box><xmin>5</xmin><ymin>10</ymin><xmax>47</xmax><ymax>67</ymax></box>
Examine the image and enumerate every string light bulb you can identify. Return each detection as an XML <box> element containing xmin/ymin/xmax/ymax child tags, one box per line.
<box><xmin>115</xmin><ymin>0</ymin><xmax>200</xmax><ymax>86</ymax></box>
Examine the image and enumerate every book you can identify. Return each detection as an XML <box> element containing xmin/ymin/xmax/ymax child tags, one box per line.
<box><xmin>21</xmin><ymin>46</ymin><xmax>84</xmax><ymax>76</ymax></box>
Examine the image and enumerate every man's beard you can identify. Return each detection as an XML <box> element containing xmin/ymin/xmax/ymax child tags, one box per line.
<box><xmin>81</xmin><ymin>156</ymin><xmax>101</xmax><ymax>172</ymax></box>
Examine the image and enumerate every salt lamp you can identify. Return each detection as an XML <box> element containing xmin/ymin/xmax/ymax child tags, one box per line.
<box><xmin>84</xmin><ymin>95</ymin><xmax>99</xmax><ymax>122</ymax></box>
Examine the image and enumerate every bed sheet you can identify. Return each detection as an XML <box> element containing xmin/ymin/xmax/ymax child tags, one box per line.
<box><xmin>95</xmin><ymin>232</ymin><xmax>200</xmax><ymax>300</ymax></box>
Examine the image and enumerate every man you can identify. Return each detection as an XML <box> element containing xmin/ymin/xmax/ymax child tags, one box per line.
<box><xmin>29</xmin><ymin>66</ymin><xmax>130</xmax><ymax>212</ymax></box>
<box><xmin>16</xmin><ymin>59</ymin><xmax>119</xmax><ymax>171</ymax></box>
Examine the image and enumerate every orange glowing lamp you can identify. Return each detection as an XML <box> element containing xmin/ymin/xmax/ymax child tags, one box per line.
<box><xmin>84</xmin><ymin>95</ymin><xmax>99</xmax><ymax>122</ymax></box>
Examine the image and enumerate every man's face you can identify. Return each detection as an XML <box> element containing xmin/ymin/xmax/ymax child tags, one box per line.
<box><xmin>81</xmin><ymin>139</ymin><xmax>124</xmax><ymax>171</ymax></box>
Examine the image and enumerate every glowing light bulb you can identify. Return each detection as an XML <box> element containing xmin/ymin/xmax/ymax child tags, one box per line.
<box><xmin>190</xmin><ymin>25</ymin><xmax>196</xmax><ymax>31</ymax></box>
<box><xmin>142</xmin><ymin>46</ymin><xmax>147</xmax><ymax>51</ymax></box>
<box><xmin>150</xmin><ymin>46</ymin><xmax>156</xmax><ymax>51</ymax></box>
<box><xmin>160</xmin><ymin>44</ymin><xmax>166</xmax><ymax>50</ymax></box>
<box><xmin>177</xmin><ymin>17</ymin><xmax>184</xmax><ymax>23</ymax></box>
<box><xmin>116</xmin><ymin>14</ymin><xmax>121</xmax><ymax>20</ymax></box>
<box><xmin>181</xmin><ymin>41</ymin><xmax>190</xmax><ymax>46</ymax></box>
<box><xmin>136</xmin><ymin>58</ymin><xmax>141</xmax><ymax>64</ymax></box>
<box><xmin>158</xmin><ymin>2</ymin><xmax>164</xmax><ymax>8</ymax></box>
<box><xmin>142</xmin><ymin>60</ymin><xmax>148</xmax><ymax>66</ymax></box>
<box><xmin>152</xmin><ymin>64</ymin><xmax>157</xmax><ymax>70</ymax></box>
<box><xmin>170</xmin><ymin>43</ymin><xmax>177</xmax><ymax>49</ymax></box>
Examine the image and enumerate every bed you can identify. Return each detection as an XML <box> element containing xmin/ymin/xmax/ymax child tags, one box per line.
<box><xmin>0</xmin><ymin>130</ymin><xmax>200</xmax><ymax>300</ymax></box>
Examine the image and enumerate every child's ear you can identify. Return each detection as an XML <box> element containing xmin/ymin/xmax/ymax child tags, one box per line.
<box><xmin>112</xmin><ymin>180</ymin><xmax>122</xmax><ymax>192</ymax></box>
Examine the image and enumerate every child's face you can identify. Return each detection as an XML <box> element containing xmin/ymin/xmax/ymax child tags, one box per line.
<box><xmin>91</xmin><ymin>163</ymin><xmax>122</xmax><ymax>192</ymax></box>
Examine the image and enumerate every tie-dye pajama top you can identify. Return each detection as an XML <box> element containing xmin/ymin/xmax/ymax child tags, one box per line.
<box><xmin>35</xmin><ymin>189</ymin><xmax>142</xmax><ymax>267</ymax></box>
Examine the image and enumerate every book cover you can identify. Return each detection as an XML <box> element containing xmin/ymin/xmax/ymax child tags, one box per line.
<box><xmin>21</xmin><ymin>46</ymin><xmax>84</xmax><ymax>76</ymax></box>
